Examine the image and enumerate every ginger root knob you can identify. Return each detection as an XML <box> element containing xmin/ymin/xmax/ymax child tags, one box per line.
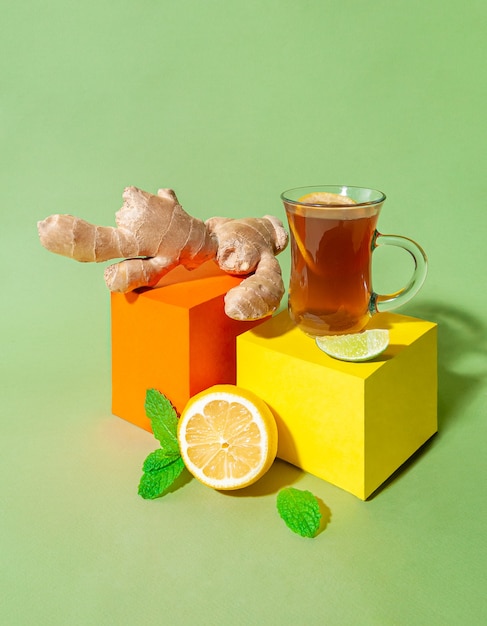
<box><xmin>38</xmin><ymin>186</ymin><xmax>288</xmax><ymax>321</ymax></box>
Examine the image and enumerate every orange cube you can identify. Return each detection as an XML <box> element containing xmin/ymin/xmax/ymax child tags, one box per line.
<box><xmin>111</xmin><ymin>262</ymin><xmax>263</xmax><ymax>431</ymax></box>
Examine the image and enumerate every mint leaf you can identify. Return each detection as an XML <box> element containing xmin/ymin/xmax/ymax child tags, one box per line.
<box><xmin>138</xmin><ymin>456</ymin><xmax>186</xmax><ymax>500</ymax></box>
<box><xmin>142</xmin><ymin>448</ymin><xmax>180</xmax><ymax>473</ymax></box>
<box><xmin>144</xmin><ymin>389</ymin><xmax>180</xmax><ymax>457</ymax></box>
<box><xmin>276</xmin><ymin>488</ymin><xmax>322</xmax><ymax>538</ymax></box>
<box><xmin>138</xmin><ymin>390</ymin><xmax>186</xmax><ymax>500</ymax></box>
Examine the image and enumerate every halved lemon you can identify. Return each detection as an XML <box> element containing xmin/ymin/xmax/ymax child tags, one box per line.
<box><xmin>316</xmin><ymin>329</ymin><xmax>390</xmax><ymax>362</ymax></box>
<box><xmin>177</xmin><ymin>385</ymin><xmax>278</xmax><ymax>490</ymax></box>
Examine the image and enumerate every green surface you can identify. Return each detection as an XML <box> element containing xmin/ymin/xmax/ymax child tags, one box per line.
<box><xmin>2</xmin><ymin>1</ymin><xmax>486</xmax><ymax>624</ymax></box>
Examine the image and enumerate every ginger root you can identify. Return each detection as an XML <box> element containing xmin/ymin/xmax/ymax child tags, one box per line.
<box><xmin>38</xmin><ymin>187</ymin><xmax>217</xmax><ymax>292</ymax></box>
<box><xmin>207</xmin><ymin>215</ymin><xmax>288</xmax><ymax>320</ymax></box>
<box><xmin>38</xmin><ymin>186</ymin><xmax>288</xmax><ymax>320</ymax></box>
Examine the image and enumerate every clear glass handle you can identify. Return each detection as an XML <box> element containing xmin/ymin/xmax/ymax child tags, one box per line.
<box><xmin>371</xmin><ymin>232</ymin><xmax>428</xmax><ymax>313</ymax></box>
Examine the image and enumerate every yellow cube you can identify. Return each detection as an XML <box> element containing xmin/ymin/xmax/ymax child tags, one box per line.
<box><xmin>237</xmin><ymin>311</ymin><xmax>437</xmax><ymax>499</ymax></box>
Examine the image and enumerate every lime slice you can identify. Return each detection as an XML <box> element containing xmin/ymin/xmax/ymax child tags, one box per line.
<box><xmin>315</xmin><ymin>329</ymin><xmax>390</xmax><ymax>362</ymax></box>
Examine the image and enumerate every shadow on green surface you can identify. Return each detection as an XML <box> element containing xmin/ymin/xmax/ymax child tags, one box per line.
<box><xmin>409</xmin><ymin>301</ymin><xmax>487</xmax><ymax>430</ymax></box>
<box><xmin>316</xmin><ymin>497</ymin><xmax>332</xmax><ymax>535</ymax></box>
<box><xmin>367</xmin><ymin>300</ymin><xmax>487</xmax><ymax>498</ymax></box>
<box><xmin>223</xmin><ymin>459</ymin><xmax>303</xmax><ymax>498</ymax></box>
<box><xmin>222</xmin><ymin>459</ymin><xmax>333</xmax><ymax>535</ymax></box>
<box><xmin>165</xmin><ymin>467</ymin><xmax>194</xmax><ymax>494</ymax></box>
<box><xmin>366</xmin><ymin>436</ymin><xmax>437</xmax><ymax>500</ymax></box>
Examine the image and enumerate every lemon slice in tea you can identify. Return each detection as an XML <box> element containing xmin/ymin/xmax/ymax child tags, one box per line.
<box><xmin>178</xmin><ymin>385</ymin><xmax>278</xmax><ymax>490</ymax></box>
<box><xmin>298</xmin><ymin>191</ymin><xmax>355</xmax><ymax>206</ymax></box>
<box><xmin>316</xmin><ymin>329</ymin><xmax>390</xmax><ymax>362</ymax></box>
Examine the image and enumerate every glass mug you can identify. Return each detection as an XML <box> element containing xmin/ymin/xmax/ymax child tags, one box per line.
<box><xmin>281</xmin><ymin>185</ymin><xmax>427</xmax><ymax>337</ymax></box>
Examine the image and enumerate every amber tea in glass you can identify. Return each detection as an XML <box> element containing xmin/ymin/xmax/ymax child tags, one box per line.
<box><xmin>281</xmin><ymin>186</ymin><xmax>427</xmax><ymax>337</ymax></box>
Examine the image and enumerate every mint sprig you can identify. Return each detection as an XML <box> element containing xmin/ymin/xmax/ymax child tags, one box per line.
<box><xmin>144</xmin><ymin>388</ymin><xmax>180</xmax><ymax>458</ymax></box>
<box><xmin>276</xmin><ymin>487</ymin><xmax>322</xmax><ymax>538</ymax></box>
<box><xmin>138</xmin><ymin>391</ymin><xmax>325</xmax><ymax>541</ymax></box>
<box><xmin>138</xmin><ymin>389</ymin><xmax>185</xmax><ymax>499</ymax></box>
<box><xmin>138</xmin><ymin>455</ymin><xmax>186</xmax><ymax>500</ymax></box>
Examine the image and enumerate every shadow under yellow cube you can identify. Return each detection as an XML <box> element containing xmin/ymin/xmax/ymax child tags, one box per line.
<box><xmin>236</xmin><ymin>311</ymin><xmax>437</xmax><ymax>499</ymax></box>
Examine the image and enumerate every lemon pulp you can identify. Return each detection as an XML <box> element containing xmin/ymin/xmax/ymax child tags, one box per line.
<box><xmin>178</xmin><ymin>385</ymin><xmax>278</xmax><ymax>490</ymax></box>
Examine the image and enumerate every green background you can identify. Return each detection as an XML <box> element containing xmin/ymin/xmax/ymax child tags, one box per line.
<box><xmin>2</xmin><ymin>1</ymin><xmax>486</xmax><ymax>624</ymax></box>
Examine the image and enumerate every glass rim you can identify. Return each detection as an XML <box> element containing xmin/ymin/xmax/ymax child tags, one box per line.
<box><xmin>280</xmin><ymin>185</ymin><xmax>386</xmax><ymax>208</ymax></box>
